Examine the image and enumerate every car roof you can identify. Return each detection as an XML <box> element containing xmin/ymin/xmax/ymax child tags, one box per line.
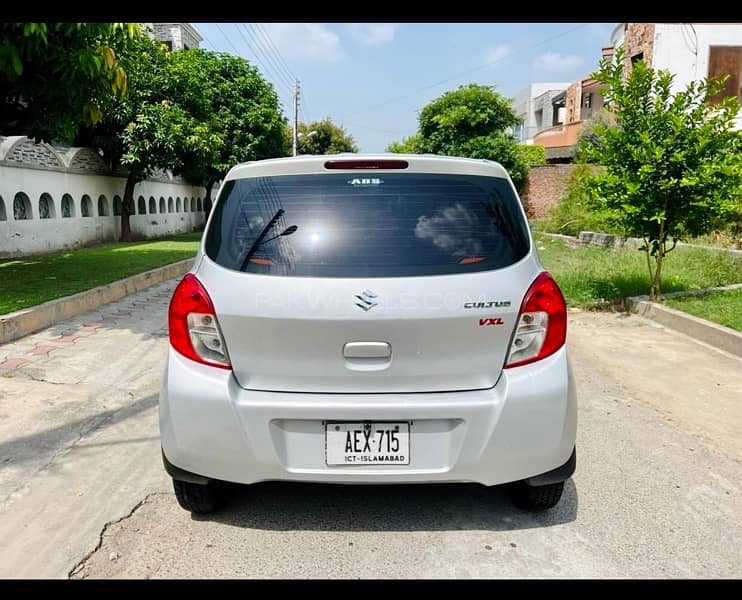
<box><xmin>225</xmin><ymin>153</ymin><xmax>511</xmax><ymax>181</ymax></box>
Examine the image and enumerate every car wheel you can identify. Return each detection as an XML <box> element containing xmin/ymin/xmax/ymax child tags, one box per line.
<box><xmin>507</xmin><ymin>480</ymin><xmax>564</xmax><ymax>511</ymax></box>
<box><xmin>172</xmin><ymin>478</ymin><xmax>226</xmax><ymax>514</ymax></box>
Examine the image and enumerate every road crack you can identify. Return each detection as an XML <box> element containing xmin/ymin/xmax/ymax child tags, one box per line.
<box><xmin>68</xmin><ymin>492</ymin><xmax>167</xmax><ymax>579</ymax></box>
<box><xmin>23</xmin><ymin>373</ymin><xmax>82</xmax><ymax>386</ymax></box>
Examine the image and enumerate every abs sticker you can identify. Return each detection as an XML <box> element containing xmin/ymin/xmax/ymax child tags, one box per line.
<box><xmin>348</xmin><ymin>178</ymin><xmax>384</xmax><ymax>186</ymax></box>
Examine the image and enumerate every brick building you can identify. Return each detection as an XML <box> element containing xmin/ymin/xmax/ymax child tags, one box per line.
<box><xmin>532</xmin><ymin>23</ymin><xmax>742</xmax><ymax>161</ymax></box>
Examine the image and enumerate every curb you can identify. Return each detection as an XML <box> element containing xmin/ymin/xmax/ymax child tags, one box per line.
<box><xmin>0</xmin><ymin>258</ymin><xmax>194</xmax><ymax>345</ymax></box>
<box><xmin>539</xmin><ymin>229</ymin><xmax>741</xmax><ymax>257</ymax></box>
<box><xmin>626</xmin><ymin>294</ymin><xmax>742</xmax><ymax>358</ymax></box>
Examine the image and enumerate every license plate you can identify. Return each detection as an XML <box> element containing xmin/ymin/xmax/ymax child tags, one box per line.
<box><xmin>325</xmin><ymin>422</ymin><xmax>410</xmax><ymax>466</ymax></box>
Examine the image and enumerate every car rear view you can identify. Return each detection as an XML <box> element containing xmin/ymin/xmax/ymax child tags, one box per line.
<box><xmin>160</xmin><ymin>155</ymin><xmax>576</xmax><ymax>514</ymax></box>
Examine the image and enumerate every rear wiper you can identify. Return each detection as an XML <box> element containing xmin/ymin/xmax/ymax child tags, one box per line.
<box><xmin>239</xmin><ymin>209</ymin><xmax>298</xmax><ymax>271</ymax></box>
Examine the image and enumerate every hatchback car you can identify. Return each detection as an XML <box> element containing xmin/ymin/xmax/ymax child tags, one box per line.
<box><xmin>160</xmin><ymin>154</ymin><xmax>576</xmax><ymax>514</ymax></box>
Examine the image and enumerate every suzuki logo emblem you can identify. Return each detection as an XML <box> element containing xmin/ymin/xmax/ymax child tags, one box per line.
<box><xmin>355</xmin><ymin>289</ymin><xmax>378</xmax><ymax>312</ymax></box>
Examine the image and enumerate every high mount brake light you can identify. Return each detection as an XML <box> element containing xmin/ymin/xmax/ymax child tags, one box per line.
<box><xmin>168</xmin><ymin>273</ymin><xmax>231</xmax><ymax>370</ymax></box>
<box><xmin>324</xmin><ymin>159</ymin><xmax>409</xmax><ymax>170</ymax></box>
<box><xmin>505</xmin><ymin>272</ymin><xmax>567</xmax><ymax>369</ymax></box>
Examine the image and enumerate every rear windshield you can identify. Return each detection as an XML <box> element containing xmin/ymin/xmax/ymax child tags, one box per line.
<box><xmin>205</xmin><ymin>172</ymin><xmax>531</xmax><ymax>278</ymax></box>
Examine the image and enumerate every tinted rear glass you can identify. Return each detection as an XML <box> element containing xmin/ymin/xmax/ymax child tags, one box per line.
<box><xmin>205</xmin><ymin>173</ymin><xmax>530</xmax><ymax>278</ymax></box>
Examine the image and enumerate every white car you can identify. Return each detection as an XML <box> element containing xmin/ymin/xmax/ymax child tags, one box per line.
<box><xmin>160</xmin><ymin>154</ymin><xmax>576</xmax><ymax>514</ymax></box>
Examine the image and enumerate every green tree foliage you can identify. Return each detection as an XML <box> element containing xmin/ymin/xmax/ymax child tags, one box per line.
<box><xmin>547</xmin><ymin>165</ymin><xmax>618</xmax><ymax>236</ymax></box>
<box><xmin>386</xmin><ymin>134</ymin><xmax>422</xmax><ymax>153</ymax></box>
<box><xmin>87</xmin><ymin>38</ymin><xmax>286</xmax><ymax>241</ymax></box>
<box><xmin>293</xmin><ymin>118</ymin><xmax>359</xmax><ymax>155</ymax></box>
<box><xmin>0</xmin><ymin>22</ymin><xmax>138</xmax><ymax>143</ymax></box>
<box><xmin>574</xmin><ymin>109</ymin><xmax>616</xmax><ymax>163</ymax></box>
<box><xmin>387</xmin><ymin>84</ymin><xmax>529</xmax><ymax>190</ymax></box>
<box><xmin>583</xmin><ymin>48</ymin><xmax>742</xmax><ymax>300</ymax></box>
<box><xmin>165</xmin><ymin>49</ymin><xmax>286</xmax><ymax>208</ymax></box>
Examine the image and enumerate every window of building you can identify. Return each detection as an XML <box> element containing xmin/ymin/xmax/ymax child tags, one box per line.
<box><xmin>138</xmin><ymin>196</ymin><xmax>147</xmax><ymax>215</ymax></box>
<box><xmin>631</xmin><ymin>52</ymin><xmax>644</xmax><ymax>66</ymax></box>
<box><xmin>113</xmin><ymin>196</ymin><xmax>122</xmax><ymax>216</ymax></box>
<box><xmin>583</xmin><ymin>93</ymin><xmax>592</xmax><ymax>109</ymax></box>
<box><xmin>0</xmin><ymin>196</ymin><xmax>6</xmax><ymax>221</ymax></box>
<box><xmin>162</xmin><ymin>40</ymin><xmax>173</xmax><ymax>51</ymax></box>
<box><xmin>149</xmin><ymin>197</ymin><xmax>157</xmax><ymax>214</ymax></box>
<box><xmin>708</xmin><ymin>46</ymin><xmax>742</xmax><ymax>104</ymax></box>
<box><xmin>98</xmin><ymin>195</ymin><xmax>109</xmax><ymax>216</ymax></box>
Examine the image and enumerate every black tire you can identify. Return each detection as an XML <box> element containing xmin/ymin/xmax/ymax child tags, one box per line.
<box><xmin>507</xmin><ymin>480</ymin><xmax>564</xmax><ymax>511</ymax></box>
<box><xmin>172</xmin><ymin>478</ymin><xmax>226</xmax><ymax>514</ymax></box>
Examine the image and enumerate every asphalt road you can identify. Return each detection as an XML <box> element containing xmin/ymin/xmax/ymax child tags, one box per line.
<box><xmin>0</xmin><ymin>282</ymin><xmax>741</xmax><ymax>578</ymax></box>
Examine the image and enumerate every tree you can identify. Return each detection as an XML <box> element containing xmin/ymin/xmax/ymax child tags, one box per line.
<box><xmin>0</xmin><ymin>23</ymin><xmax>138</xmax><ymax>143</ymax></box>
<box><xmin>583</xmin><ymin>47</ymin><xmax>742</xmax><ymax>300</ymax></box>
<box><xmin>294</xmin><ymin>118</ymin><xmax>358</xmax><ymax>155</ymax></box>
<box><xmin>388</xmin><ymin>84</ymin><xmax>529</xmax><ymax>190</ymax></box>
<box><xmin>87</xmin><ymin>35</ymin><xmax>216</xmax><ymax>241</ymax></box>
<box><xmin>166</xmin><ymin>49</ymin><xmax>286</xmax><ymax>212</ymax></box>
<box><xmin>574</xmin><ymin>108</ymin><xmax>616</xmax><ymax>163</ymax></box>
<box><xmin>386</xmin><ymin>134</ymin><xmax>422</xmax><ymax>154</ymax></box>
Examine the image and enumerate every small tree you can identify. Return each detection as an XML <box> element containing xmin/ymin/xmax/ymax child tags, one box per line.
<box><xmin>414</xmin><ymin>84</ymin><xmax>529</xmax><ymax>190</ymax></box>
<box><xmin>167</xmin><ymin>49</ymin><xmax>286</xmax><ymax>212</ymax></box>
<box><xmin>0</xmin><ymin>23</ymin><xmax>138</xmax><ymax>143</ymax></box>
<box><xmin>585</xmin><ymin>48</ymin><xmax>742</xmax><ymax>300</ymax></box>
<box><xmin>88</xmin><ymin>36</ymin><xmax>215</xmax><ymax>241</ymax></box>
<box><xmin>293</xmin><ymin>118</ymin><xmax>358</xmax><ymax>155</ymax></box>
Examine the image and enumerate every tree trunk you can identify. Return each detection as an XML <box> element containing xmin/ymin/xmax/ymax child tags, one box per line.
<box><xmin>120</xmin><ymin>171</ymin><xmax>139</xmax><ymax>242</ymax></box>
<box><xmin>649</xmin><ymin>198</ymin><xmax>669</xmax><ymax>301</ymax></box>
<box><xmin>650</xmin><ymin>249</ymin><xmax>664</xmax><ymax>301</ymax></box>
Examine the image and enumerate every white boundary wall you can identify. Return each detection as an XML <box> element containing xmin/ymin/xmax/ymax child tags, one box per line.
<box><xmin>0</xmin><ymin>136</ymin><xmax>207</xmax><ymax>258</ymax></box>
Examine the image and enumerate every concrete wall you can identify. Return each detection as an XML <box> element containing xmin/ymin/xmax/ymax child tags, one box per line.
<box><xmin>0</xmin><ymin>166</ymin><xmax>206</xmax><ymax>258</ymax></box>
<box><xmin>654</xmin><ymin>24</ymin><xmax>742</xmax><ymax>129</ymax></box>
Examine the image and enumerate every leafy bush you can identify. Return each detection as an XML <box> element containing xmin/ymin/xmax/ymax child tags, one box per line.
<box><xmin>574</xmin><ymin>109</ymin><xmax>616</xmax><ymax>163</ymax></box>
<box><xmin>519</xmin><ymin>144</ymin><xmax>546</xmax><ymax>167</ymax></box>
<box><xmin>547</xmin><ymin>165</ymin><xmax>622</xmax><ymax>236</ymax></box>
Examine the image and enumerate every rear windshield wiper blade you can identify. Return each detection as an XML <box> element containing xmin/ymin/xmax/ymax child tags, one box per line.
<box><xmin>239</xmin><ymin>209</ymin><xmax>285</xmax><ymax>272</ymax></box>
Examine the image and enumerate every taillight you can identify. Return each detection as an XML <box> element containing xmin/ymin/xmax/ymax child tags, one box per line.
<box><xmin>168</xmin><ymin>273</ymin><xmax>231</xmax><ymax>370</ymax></box>
<box><xmin>505</xmin><ymin>272</ymin><xmax>567</xmax><ymax>369</ymax></box>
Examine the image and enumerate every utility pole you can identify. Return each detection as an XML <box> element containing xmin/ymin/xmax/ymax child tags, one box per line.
<box><xmin>292</xmin><ymin>79</ymin><xmax>300</xmax><ymax>157</ymax></box>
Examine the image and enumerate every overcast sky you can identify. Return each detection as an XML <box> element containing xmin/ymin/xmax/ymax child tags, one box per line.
<box><xmin>195</xmin><ymin>23</ymin><xmax>617</xmax><ymax>152</ymax></box>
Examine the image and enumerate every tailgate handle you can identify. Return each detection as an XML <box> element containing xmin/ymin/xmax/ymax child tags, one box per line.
<box><xmin>343</xmin><ymin>341</ymin><xmax>391</xmax><ymax>359</ymax></box>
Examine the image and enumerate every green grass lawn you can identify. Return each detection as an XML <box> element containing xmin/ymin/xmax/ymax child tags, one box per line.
<box><xmin>0</xmin><ymin>233</ymin><xmax>202</xmax><ymax>315</ymax></box>
<box><xmin>536</xmin><ymin>235</ymin><xmax>742</xmax><ymax>309</ymax></box>
<box><xmin>664</xmin><ymin>289</ymin><xmax>742</xmax><ymax>332</ymax></box>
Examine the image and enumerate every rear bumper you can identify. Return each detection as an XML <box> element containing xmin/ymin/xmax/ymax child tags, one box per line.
<box><xmin>159</xmin><ymin>346</ymin><xmax>577</xmax><ymax>487</ymax></box>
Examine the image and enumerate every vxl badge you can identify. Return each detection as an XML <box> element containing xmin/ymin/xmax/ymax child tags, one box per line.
<box><xmin>355</xmin><ymin>289</ymin><xmax>379</xmax><ymax>312</ymax></box>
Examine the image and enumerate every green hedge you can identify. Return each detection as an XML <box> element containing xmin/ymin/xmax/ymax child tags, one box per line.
<box><xmin>519</xmin><ymin>144</ymin><xmax>547</xmax><ymax>167</ymax></box>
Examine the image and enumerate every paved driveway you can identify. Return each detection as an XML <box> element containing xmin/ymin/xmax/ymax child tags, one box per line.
<box><xmin>0</xmin><ymin>283</ymin><xmax>740</xmax><ymax>578</ymax></box>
